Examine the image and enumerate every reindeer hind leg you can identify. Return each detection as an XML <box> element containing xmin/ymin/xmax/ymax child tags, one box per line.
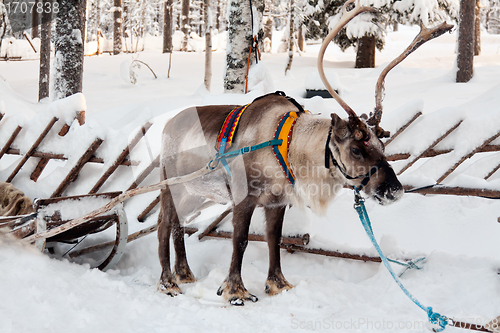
<box><xmin>264</xmin><ymin>205</ymin><xmax>293</xmax><ymax>296</ymax></box>
<box><xmin>157</xmin><ymin>187</ymin><xmax>182</xmax><ymax>296</ymax></box>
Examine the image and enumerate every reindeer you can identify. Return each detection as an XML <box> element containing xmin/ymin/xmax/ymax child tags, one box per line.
<box><xmin>156</xmin><ymin>0</ymin><xmax>452</xmax><ymax>305</ymax></box>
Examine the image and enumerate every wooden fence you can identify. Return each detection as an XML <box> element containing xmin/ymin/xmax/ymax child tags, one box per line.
<box><xmin>1</xmin><ymin>103</ymin><xmax>499</xmax><ymax>264</ymax></box>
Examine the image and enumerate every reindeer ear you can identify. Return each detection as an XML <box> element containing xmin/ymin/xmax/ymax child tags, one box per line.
<box><xmin>331</xmin><ymin>113</ymin><xmax>349</xmax><ymax>139</ymax></box>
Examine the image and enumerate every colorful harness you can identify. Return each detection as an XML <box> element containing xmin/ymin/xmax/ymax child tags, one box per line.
<box><xmin>272</xmin><ymin>111</ymin><xmax>300</xmax><ymax>185</ymax></box>
<box><xmin>213</xmin><ymin>92</ymin><xmax>305</xmax><ymax>185</ymax></box>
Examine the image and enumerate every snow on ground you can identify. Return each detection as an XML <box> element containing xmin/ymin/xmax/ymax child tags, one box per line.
<box><xmin>1</xmin><ymin>25</ymin><xmax>500</xmax><ymax>333</ymax></box>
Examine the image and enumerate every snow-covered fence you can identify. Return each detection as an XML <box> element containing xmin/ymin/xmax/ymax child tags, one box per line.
<box><xmin>1</xmin><ymin>95</ymin><xmax>500</xmax><ymax>266</ymax></box>
<box><xmin>0</xmin><ymin>94</ymin><xmax>161</xmax><ymax>209</ymax></box>
<box><xmin>382</xmin><ymin>100</ymin><xmax>500</xmax><ymax>199</ymax></box>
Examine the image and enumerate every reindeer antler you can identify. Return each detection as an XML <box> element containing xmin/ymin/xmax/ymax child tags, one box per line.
<box><xmin>317</xmin><ymin>0</ymin><xmax>376</xmax><ymax>117</ymax></box>
<box><xmin>369</xmin><ymin>22</ymin><xmax>454</xmax><ymax>128</ymax></box>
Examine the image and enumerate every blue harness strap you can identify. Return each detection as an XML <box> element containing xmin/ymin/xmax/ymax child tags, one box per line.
<box><xmin>353</xmin><ymin>187</ymin><xmax>449</xmax><ymax>332</ymax></box>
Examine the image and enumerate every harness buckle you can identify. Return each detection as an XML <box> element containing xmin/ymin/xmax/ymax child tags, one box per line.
<box><xmin>208</xmin><ymin>158</ymin><xmax>219</xmax><ymax>170</ymax></box>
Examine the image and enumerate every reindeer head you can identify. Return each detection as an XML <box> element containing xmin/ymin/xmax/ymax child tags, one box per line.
<box><xmin>327</xmin><ymin>112</ymin><xmax>402</xmax><ymax>204</ymax></box>
<box><xmin>318</xmin><ymin>0</ymin><xmax>453</xmax><ymax>204</ymax></box>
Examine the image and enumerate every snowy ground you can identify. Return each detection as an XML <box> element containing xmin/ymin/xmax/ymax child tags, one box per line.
<box><xmin>1</xmin><ymin>26</ymin><xmax>500</xmax><ymax>333</ymax></box>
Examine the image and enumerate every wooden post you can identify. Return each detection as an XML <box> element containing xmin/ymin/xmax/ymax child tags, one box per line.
<box><xmin>485</xmin><ymin>164</ymin><xmax>500</xmax><ymax>180</ymax></box>
<box><xmin>384</xmin><ymin>111</ymin><xmax>422</xmax><ymax>146</ymax></box>
<box><xmin>137</xmin><ymin>196</ymin><xmax>160</xmax><ymax>222</ymax></box>
<box><xmin>184</xmin><ymin>227</ymin><xmax>311</xmax><ymax>247</ymax></box>
<box><xmin>89</xmin><ymin>122</ymin><xmax>152</xmax><ymax>194</ymax></box>
<box><xmin>398</xmin><ymin>120</ymin><xmax>462</xmax><ymax>175</ymax></box>
<box><xmin>51</xmin><ymin>138</ymin><xmax>103</xmax><ymax>197</ymax></box>
<box><xmin>127</xmin><ymin>154</ymin><xmax>160</xmax><ymax>190</ymax></box>
<box><xmin>198</xmin><ymin>207</ymin><xmax>232</xmax><ymax>240</ymax></box>
<box><xmin>69</xmin><ymin>223</ymin><xmax>158</xmax><ymax>258</ymax></box>
<box><xmin>404</xmin><ymin>185</ymin><xmax>500</xmax><ymax>199</ymax></box>
<box><xmin>31</xmin><ymin>114</ymin><xmax>84</xmax><ymax>182</ymax></box>
<box><xmin>437</xmin><ymin>130</ymin><xmax>500</xmax><ymax>183</ymax></box>
<box><xmin>0</xmin><ymin>126</ymin><xmax>22</xmax><ymax>160</ymax></box>
<box><xmin>7</xmin><ymin>117</ymin><xmax>58</xmax><ymax>183</ymax></box>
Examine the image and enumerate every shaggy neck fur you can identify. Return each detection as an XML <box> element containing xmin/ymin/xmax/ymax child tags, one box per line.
<box><xmin>287</xmin><ymin>115</ymin><xmax>345</xmax><ymax>215</ymax></box>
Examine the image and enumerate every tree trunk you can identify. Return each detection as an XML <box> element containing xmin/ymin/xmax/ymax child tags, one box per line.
<box><xmin>263</xmin><ymin>17</ymin><xmax>272</xmax><ymax>52</ymax></box>
<box><xmin>113</xmin><ymin>0</ymin><xmax>123</xmax><ymax>55</ymax></box>
<box><xmin>38</xmin><ymin>0</ymin><xmax>51</xmax><ymax>101</ymax></box>
<box><xmin>456</xmin><ymin>0</ymin><xmax>475</xmax><ymax>83</ymax></box>
<box><xmin>163</xmin><ymin>0</ymin><xmax>174</xmax><ymax>53</ymax></box>
<box><xmin>216</xmin><ymin>1</ymin><xmax>221</xmax><ymax>31</ymax></box>
<box><xmin>284</xmin><ymin>0</ymin><xmax>294</xmax><ymax>75</ymax></box>
<box><xmin>95</xmin><ymin>0</ymin><xmax>101</xmax><ymax>43</ymax></box>
<box><xmin>0</xmin><ymin>4</ymin><xmax>7</xmax><ymax>52</ymax></box>
<box><xmin>204</xmin><ymin>0</ymin><xmax>213</xmax><ymax>91</ymax></box>
<box><xmin>32</xmin><ymin>2</ymin><xmax>39</xmax><ymax>38</ymax></box>
<box><xmin>181</xmin><ymin>0</ymin><xmax>190</xmax><ymax>51</ymax></box>
<box><xmin>53</xmin><ymin>0</ymin><xmax>87</xmax><ymax>100</ymax></box>
<box><xmin>355</xmin><ymin>35</ymin><xmax>375</xmax><ymax>68</ymax></box>
<box><xmin>474</xmin><ymin>0</ymin><xmax>481</xmax><ymax>56</ymax></box>
<box><xmin>297</xmin><ymin>26</ymin><xmax>304</xmax><ymax>52</ymax></box>
<box><xmin>224</xmin><ymin>0</ymin><xmax>264</xmax><ymax>93</ymax></box>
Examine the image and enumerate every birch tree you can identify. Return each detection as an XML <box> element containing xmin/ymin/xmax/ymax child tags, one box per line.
<box><xmin>53</xmin><ymin>0</ymin><xmax>87</xmax><ymax>100</ymax></box>
<box><xmin>224</xmin><ymin>0</ymin><xmax>264</xmax><ymax>93</ymax></box>
<box><xmin>39</xmin><ymin>0</ymin><xmax>51</xmax><ymax>101</ymax></box>
<box><xmin>284</xmin><ymin>0</ymin><xmax>294</xmax><ymax>74</ymax></box>
<box><xmin>0</xmin><ymin>3</ymin><xmax>8</xmax><ymax>52</ymax></box>
<box><xmin>204</xmin><ymin>0</ymin><xmax>213</xmax><ymax>90</ymax></box>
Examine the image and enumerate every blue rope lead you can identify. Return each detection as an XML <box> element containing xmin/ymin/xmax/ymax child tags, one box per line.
<box><xmin>353</xmin><ymin>187</ymin><xmax>449</xmax><ymax>332</ymax></box>
<box><xmin>208</xmin><ymin>139</ymin><xmax>283</xmax><ymax>170</ymax></box>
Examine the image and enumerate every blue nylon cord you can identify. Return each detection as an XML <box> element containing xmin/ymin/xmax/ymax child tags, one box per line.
<box><xmin>208</xmin><ymin>139</ymin><xmax>283</xmax><ymax>170</ymax></box>
<box><xmin>353</xmin><ymin>187</ymin><xmax>448</xmax><ymax>332</ymax></box>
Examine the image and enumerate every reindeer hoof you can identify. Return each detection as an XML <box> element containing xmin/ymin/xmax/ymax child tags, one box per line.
<box><xmin>174</xmin><ymin>268</ymin><xmax>196</xmax><ymax>284</ymax></box>
<box><xmin>217</xmin><ymin>281</ymin><xmax>258</xmax><ymax>305</ymax></box>
<box><xmin>157</xmin><ymin>280</ymin><xmax>182</xmax><ymax>297</ymax></box>
<box><xmin>265</xmin><ymin>278</ymin><xmax>293</xmax><ymax>296</ymax></box>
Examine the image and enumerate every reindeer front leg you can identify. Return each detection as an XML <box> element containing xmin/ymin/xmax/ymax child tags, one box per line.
<box><xmin>217</xmin><ymin>197</ymin><xmax>258</xmax><ymax>305</ymax></box>
<box><xmin>264</xmin><ymin>206</ymin><xmax>293</xmax><ymax>295</ymax></box>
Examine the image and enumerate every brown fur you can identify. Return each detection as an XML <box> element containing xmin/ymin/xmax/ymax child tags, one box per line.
<box><xmin>0</xmin><ymin>182</ymin><xmax>34</xmax><ymax>217</ymax></box>
<box><xmin>157</xmin><ymin>94</ymin><xmax>403</xmax><ymax>304</ymax></box>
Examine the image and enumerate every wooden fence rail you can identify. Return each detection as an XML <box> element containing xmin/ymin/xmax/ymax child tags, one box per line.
<box><xmin>1</xmin><ymin>104</ymin><xmax>500</xmax><ymax>263</ymax></box>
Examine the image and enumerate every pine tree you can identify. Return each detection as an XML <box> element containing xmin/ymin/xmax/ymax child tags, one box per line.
<box><xmin>180</xmin><ymin>0</ymin><xmax>191</xmax><ymax>50</ymax></box>
<box><xmin>456</xmin><ymin>0</ymin><xmax>475</xmax><ymax>82</ymax></box>
<box><xmin>53</xmin><ymin>0</ymin><xmax>87</xmax><ymax>100</ymax></box>
<box><xmin>164</xmin><ymin>0</ymin><xmax>174</xmax><ymax>53</ymax></box>
<box><xmin>303</xmin><ymin>0</ymin><xmax>460</xmax><ymax>68</ymax></box>
<box><xmin>113</xmin><ymin>0</ymin><xmax>123</xmax><ymax>54</ymax></box>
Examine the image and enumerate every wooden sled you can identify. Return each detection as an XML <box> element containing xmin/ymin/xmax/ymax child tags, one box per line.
<box><xmin>0</xmin><ymin>191</ymin><xmax>128</xmax><ymax>271</ymax></box>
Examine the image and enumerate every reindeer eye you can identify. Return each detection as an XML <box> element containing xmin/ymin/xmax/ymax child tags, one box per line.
<box><xmin>351</xmin><ymin>147</ymin><xmax>361</xmax><ymax>157</ymax></box>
